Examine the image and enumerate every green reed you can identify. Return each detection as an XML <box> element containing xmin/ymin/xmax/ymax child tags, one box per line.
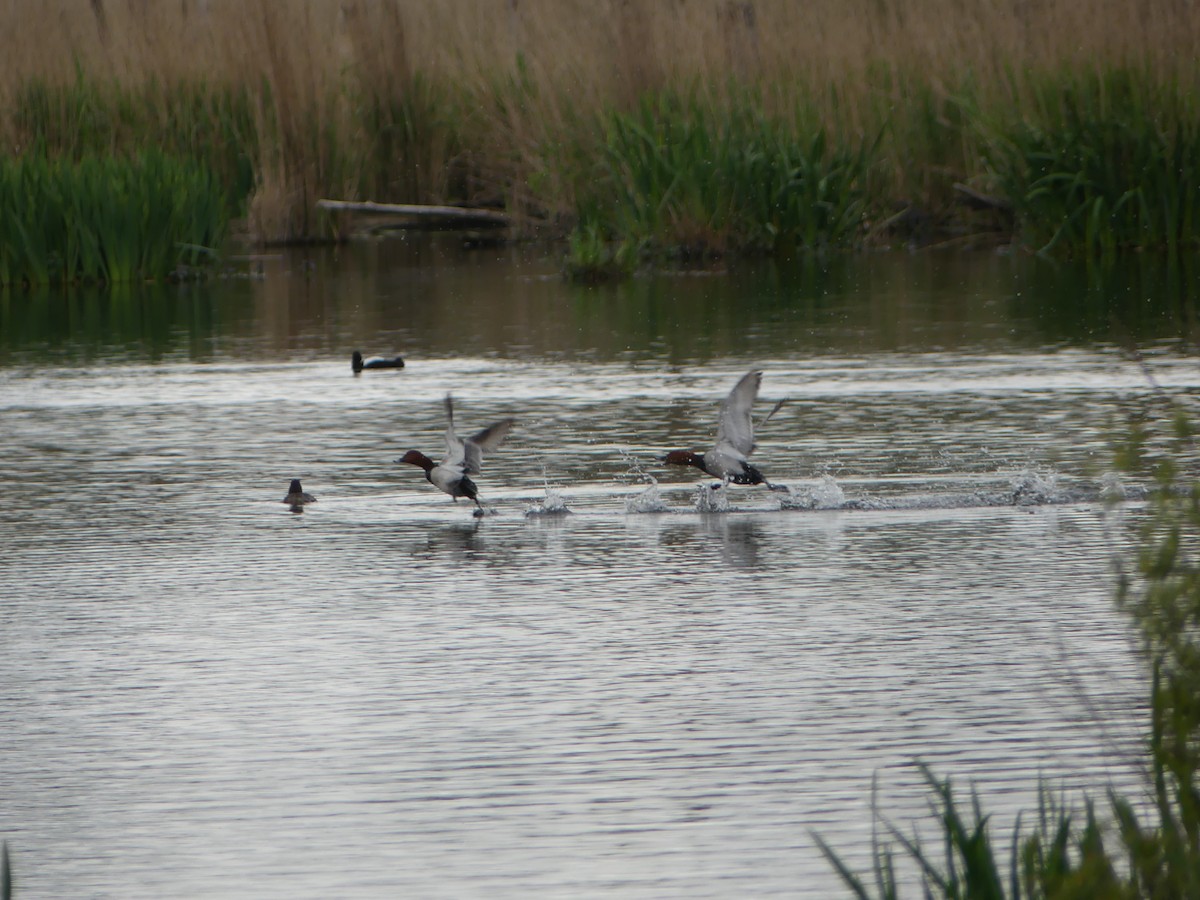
<box><xmin>10</xmin><ymin>74</ymin><xmax>257</xmax><ymax>211</ymax></box>
<box><xmin>818</xmin><ymin>671</ymin><xmax>1200</xmax><ymax>898</ymax></box>
<box><xmin>563</xmin><ymin>222</ymin><xmax>643</xmax><ymax>282</ymax></box>
<box><xmin>982</xmin><ymin>70</ymin><xmax>1200</xmax><ymax>259</ymax></box>
<box><xmin>352</xmin><ymin>72</ymin><xmax>468</xmax><ymax>206</ymax></box>
<box><xmin>0</xmin><ymin>151</ymin><xmax>228</xmax><ymax>286</ymax></box>
<box><xmin>816</xmin><ymin>766</ymin><xmax>1134</xmax><ymax>899</ymax></box>
<box><xmin>4</xmin><ymin>63</ymin><xmax>1199</xmax><ymax>261</ymax></box>
<box><xmin>566</xmin><ymin>90</ymin><xmax>871</xmax><ymax>274</ymax></box>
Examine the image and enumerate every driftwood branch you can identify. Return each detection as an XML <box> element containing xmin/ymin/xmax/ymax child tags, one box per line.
<box><xmin>952</xmin><ymin>183</ymin><xmax>1012</xmax><ymax>213</ymax></box>
<box><xmin>316</xmin><ymin>199</ymin><xmax>510</xmax><ymax>228</ymax></box>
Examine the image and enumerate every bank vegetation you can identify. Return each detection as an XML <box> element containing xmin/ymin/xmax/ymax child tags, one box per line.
<box><xmin>1</xmin><ymin>0</ymin><xmax>1198</xmax><ymax>281</ymax></box>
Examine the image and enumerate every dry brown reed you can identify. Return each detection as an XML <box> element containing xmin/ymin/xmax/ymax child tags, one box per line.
<box><xmin>10</xmin><ymin>1</ymin><xmax>1195</xmax><ymax>94</ymax></box>
<box><xmin>3</xmin><ymin>0</ymin><xmax>1198</xmax><ymax>241</ymax></box>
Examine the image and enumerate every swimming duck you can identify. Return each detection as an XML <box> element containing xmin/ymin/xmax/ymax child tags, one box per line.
<box><xmin>663</xmin><ymin>369</ymin><xmax>786</xmax><ymax>489</ymax></box>
<box><xmin>352</xmin><ymin>350</ymin><xmax>405</xmax><ymax>373</ymax></box>
<box><xmin>283</xmin><ymin>478</ymin><xmax>316</xmax><ymax>506</ymax></box>
<box><xmin>398</xmin><ymin>395</ymin><xmax>516</xmax><ymax>516</ymax></box>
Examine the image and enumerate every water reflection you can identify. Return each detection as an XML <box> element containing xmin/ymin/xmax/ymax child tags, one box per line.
<box><xmin>415</xmin><ymin>520</ymin><xmax>487</xmax><ymax>559</ymax></box>
<box><xmin>661</xmin><ymin>516</ymin><xmax>767</xmax><ymax>570</ymax></box>
<box><xmin>1008</xmin><ymin>257</ymin><xmax>1200</xmax><ymax>347</ymax></box>
<box><xmin>3</xmin><ymin>240</ymin><xmax>1200</xmax><ymax>366</ymax></box>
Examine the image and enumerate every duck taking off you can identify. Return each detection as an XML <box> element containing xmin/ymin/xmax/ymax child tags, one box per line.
<box><xmin>352</xmin><ymin>350</ymin><xmax>405</xmax><ymax>372</ymax></box>
<box><xmin>663</xmin><ymin>369</ymin><xmax>786</xmax><ymax>489</ymax></box>
<box><xmin>398</xmin><ymin>395</ymin><xmax>516</xmax><ymax>515</ymax></box>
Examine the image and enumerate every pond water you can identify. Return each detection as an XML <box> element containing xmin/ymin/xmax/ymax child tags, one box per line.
<box><xmin>1</xmin><ymin>240</ymin><xmax>1198</xmax><ymax>897</ymax></box>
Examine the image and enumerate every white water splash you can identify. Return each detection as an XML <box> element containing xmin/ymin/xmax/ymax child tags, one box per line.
<box><xmin>619</xmin><ymin>451</ymin><xmax>672</xmax><ymax>513</ymax></box>
<box><xmin>778</xmin><ymin>475</ymin><xmax>847</xmax><ymax>510</ymax></box>
<box><xmin>811</xmin><ymin>475</ymin><xmax>847</xmax><ymax>508</ymax></box>
<box><xmin>693</xmin><ymin>483</ymin><xmax>731</xmax><ymax>512</ymax></box>
<box><xmin>525</xmin><ymin>486</ymin><xmax>573</xmax><ymax>517</ymax></box>
<box><xmin>1099</xmin><ymin>471</ymin><xmax>1128</xmax><ymax>503</ymax></box>
<box><xmin>1009</xmin><ymin>470</ymin><xmax>1062</xmax><ymax>506</ymax></box>
<box><xmin>617</xmin><ymin>449</ymin><xmax>658</xmax><ymax>485</ymax></box>
<box><xmin>625</xmin><ymin>481</ymin><xmax>672</xmax><ymax>514</ymax></box>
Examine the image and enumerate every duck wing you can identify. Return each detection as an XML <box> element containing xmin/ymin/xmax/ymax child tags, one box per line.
<box><xmin>440</xmin><ymin>394</ymin><xmax>468</xmax><ymax>471</ymax></box>
<box><xmin>713</xmin><ymin>369</ymin><xmax>762</xmax><ymax>458</ymax></box>
<box><xmin>463</xmin><ymin>418</ymin><xmax>516</xmax><ymax>475</ymax></box>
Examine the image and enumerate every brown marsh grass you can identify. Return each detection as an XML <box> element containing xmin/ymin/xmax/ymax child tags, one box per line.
<box><xmin>9</xmin><ymin>1</ymin><xmax>1196</xmax><ymax>92</ymax></box>
<box><xmin>2</xmin><ymin>1</ymin><xmax>1199</xmax><ymax>244</ymax></box>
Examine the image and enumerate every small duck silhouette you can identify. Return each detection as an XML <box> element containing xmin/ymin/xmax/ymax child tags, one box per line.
<box><xmin>398</xmin><ymin>395</ymin><xmax>515</xmax><ymax>516</ymax></box>
<box><xmin>352</xmin><ymin>350</ymin><xmax>405</xmax><ymax>373</ymax></box>
<box><xmin>663</xmin><ymin>369</ymin><xmax>786</xmax><ymax>489</ymax></box>
<box><xmin>283</xmin><ymin>478</ymin><xmax>317</xmax><ymax>507</ymax></box>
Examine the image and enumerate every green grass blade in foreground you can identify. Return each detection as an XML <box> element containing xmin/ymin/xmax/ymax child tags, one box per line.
<box><xmin>812</xmin><ymin>831</ymin><xmax>883</xmax><ymax>900</ymax></box>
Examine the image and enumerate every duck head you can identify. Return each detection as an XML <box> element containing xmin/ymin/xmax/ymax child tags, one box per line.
<box><xmin>663</xmin><ymin>449</ymin><xmax>706</xmax><ymax>470</ymax></box>
<box><xmin>398</xmin><ymin>450</ymin><xmax>435</xmax><ymax>471</ymax></box>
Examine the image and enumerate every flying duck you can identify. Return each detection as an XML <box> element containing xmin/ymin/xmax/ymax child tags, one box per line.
<box><xmin>398</xmin><ymin>395</ymin><xmax>516</xmax><ymax>516</ymax></box>
<box><xmin>663</xmin><ymin>369</ymin><xmax>785</xmax><ymax>489</ymax></box>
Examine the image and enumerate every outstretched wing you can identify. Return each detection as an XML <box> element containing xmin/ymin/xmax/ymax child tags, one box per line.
<box><xmin>440</xmin><ymin>394</ymin><xmax>467</xmax><ymax>469</ymax></box>
<box><xmin>714</xmin><ymin>369</ymin><xmax>762</xmax><ymax>458</ymax></box>
<box><xmin>463</xmin><ymin>418</ymin><xmax>516</xmax><ymax>475</ymax></box>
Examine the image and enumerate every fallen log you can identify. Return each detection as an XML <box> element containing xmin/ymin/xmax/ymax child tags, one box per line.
<box><xmin>952</xmin><ymin>183</ymin><xmax>1012</xmax><ymax>213</ymax></box>
<box><xmin>316</xmin><ymin>199</ymin><xmax>510</xmax><ymax>228</ymax></box>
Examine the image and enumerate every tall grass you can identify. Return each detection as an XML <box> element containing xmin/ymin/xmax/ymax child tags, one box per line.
<box><xmin>0</xmin><ymin>151</ymin><xmax>227</xmax><ymax>286</ymax></box>
<box><xmin>570</xmin><ymin>91</ymin><xmax>872</xmax><ymax>266</ymax></box>
<box><xmin>981</xmin><ymin>71</ymin><xmax>1200</xmax><ymax>259</ymax></box>
<box><xmin>0</xmin><ymin>1</ymin><xmax>1197</xmax><ymax>252</ymax></box>
<box><xmin>817</xmin><ymin>408</ymin><xmax>1200</xmax><ymax>898</ymax></box>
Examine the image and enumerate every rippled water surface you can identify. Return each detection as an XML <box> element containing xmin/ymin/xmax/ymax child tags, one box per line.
<box><xmin>2</xmin><ymin>243</ymin><xmax>1197</xmax><ymax>897</ymax></box>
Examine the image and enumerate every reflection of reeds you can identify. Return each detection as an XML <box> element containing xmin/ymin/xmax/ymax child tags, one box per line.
<box><xmin>1</xmin><ymin>1</ymin><xmax>1198</xmax><ymax>250</ymax></box>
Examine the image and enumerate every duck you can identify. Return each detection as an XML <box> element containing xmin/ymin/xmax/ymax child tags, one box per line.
<box><xmin>352</xmin><ymin>350</ymin><xmax>405</xmax><ymax>373</ymax></box>
<box><xmin>662</xmin><ymin>369</ymin><xmax>786</xmax><ymax>489</ymax></box>
<box><xmin>398</xmin><ymin>395</ymin><xmax>516</xmax><ymax>516</ymax></box>
<box><xmin>283</xmin><ymin>478</ymin><xmax>316</xmax><ymax>506</ymax></box>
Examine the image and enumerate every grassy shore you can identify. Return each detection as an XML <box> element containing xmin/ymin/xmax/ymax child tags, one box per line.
<box><xmin>0</xmin><ymin>151</ymin><xmax>227</xmax><ymax>286</ymax></box>
<box><xmin>819</xmin><ymin>409</ymin><xmax>1200</xmax><ymax>898</ymax></box>
<box><xmin>1</xmin><ymin>1</ymin><xmax>1198</xmax><ymax>273</ymax></box>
